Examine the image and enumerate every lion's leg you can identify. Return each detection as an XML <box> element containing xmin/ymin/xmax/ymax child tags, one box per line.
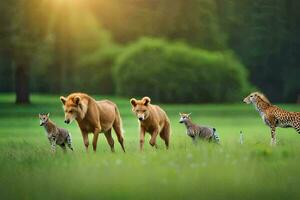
<box><xmin>149</xmin><ymin>128</ymin><xmax>159</xmax><ymax>148</ymax></box>
<box><xmin>81</xmin><ymin>132</ymin><xmax>89</xmax><ymax>151</ymax></box>
<box><xmin>91</xmin><ymin>125</ymin><xmax>102</xmax><ymax>152</ymax></box>
<box><xmin>104</xmin><ymin>129</ymin><xmax>115</xmax><ymax>152</ymax></box>
<box><xmin>160</xmin><ymin>122</ymin><xmax>170</xmax><ymax>149</ymax></box>
<box><xmin>139</xmin><ymin>127</ymin><xmax>146</xmax><ymax>151</ymax></box>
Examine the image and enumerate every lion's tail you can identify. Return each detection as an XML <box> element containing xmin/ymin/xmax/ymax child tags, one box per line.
<box><xmin>114</xmin><ymin>105</ymin><xmax>124</xmax><ymax>136</ymax></box>
<box><xmin>114</xmin><ymin>105</ymin><xmax>126</xmax><ymax>152</ymax></box>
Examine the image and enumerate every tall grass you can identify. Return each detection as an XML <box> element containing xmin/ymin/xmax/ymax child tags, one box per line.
<box><xmin>0</xmin><ymin>94</ymin><xmax>299</xmax><ymax>200</ymax></box>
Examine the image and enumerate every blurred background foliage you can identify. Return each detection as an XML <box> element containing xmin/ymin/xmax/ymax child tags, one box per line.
<box><xmin>0</xmin><ymin>0</ymin><xmax>299</xmax><ymax>103</ymax></box>
<box><xmin>114</xmin><ymin>38</ymin><xmax>250</xmax><ymax>103</ymax></box>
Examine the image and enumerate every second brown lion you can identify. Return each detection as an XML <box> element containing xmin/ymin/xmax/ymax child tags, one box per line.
<box><xmin>130</xmin><ymin>97</ymin><xmax>171</xmax><ymax>150</ymax></box>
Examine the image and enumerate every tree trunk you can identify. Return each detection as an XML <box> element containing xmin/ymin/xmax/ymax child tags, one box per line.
<box><xmin>15</xmin><ymin>60</ymin><xmax>30</xmax><ymax>104</ymax></box>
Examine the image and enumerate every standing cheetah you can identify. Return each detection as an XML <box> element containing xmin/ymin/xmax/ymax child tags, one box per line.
<box><xmin>243</xmin><ymin>92</ymin><xmax>300</xmax><ymax>145</ymax></box>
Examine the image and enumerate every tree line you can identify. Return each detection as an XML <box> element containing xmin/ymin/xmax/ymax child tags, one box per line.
<box><xmin>0</xmin><ymin>0</ymin><xmax>299</xmax><ymax>103</ymax></box>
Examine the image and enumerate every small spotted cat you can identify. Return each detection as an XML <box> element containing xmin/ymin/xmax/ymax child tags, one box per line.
<box><xmin>179</xmin><ymin>113</ymin><xmax>220</xmax><ymax>143</ymax></box>
<box><xmin>39</xmin><ymin>113</ymin><xmax>73</xmax><ymax>152</ymax></box>
<box><xmin>243</xmin><ymin>92</ymin><xmax>300</xmax><ymax>145</ymax></box>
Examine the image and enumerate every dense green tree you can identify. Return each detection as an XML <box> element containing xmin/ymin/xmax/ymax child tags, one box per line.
<box><xmin>221</xmin><ymin>0</ymin><xmax>300</xmax><ymax>102</ymax></box>
<box><xmin>114</xmin><ymin>38</ymin><xmax>251</xmax><ymax>103</ymax></box>
<box><xmin>91</xmin><ymin>0</ymin><xmax>226</xmax><ymax>50</ymax></box>
<box><xmin>0</xmin><ymin>2</ymin><xmax>15</xmax><ymax>94</ymax></box>
<box><xmin>0</xmin><ymin>0</ymin><xmax>49</xmax><ymax>104</ymax></box>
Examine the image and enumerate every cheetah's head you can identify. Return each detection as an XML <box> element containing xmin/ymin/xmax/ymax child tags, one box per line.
<box><xmin>243</xmin><ymin>92</ymin><xmax>270</xmax><ymax>104</ymax></box>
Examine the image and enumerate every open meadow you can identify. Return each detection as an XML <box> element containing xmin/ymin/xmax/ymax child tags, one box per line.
<box><xmin>0</xmin><ymin>94</ymin><xmax>300</xmax><ymax>200</ymax></box>
<box><xmin>1</xmin><ymin>1</ymin><xmax>299</xmax><ymax>199</ymax></box>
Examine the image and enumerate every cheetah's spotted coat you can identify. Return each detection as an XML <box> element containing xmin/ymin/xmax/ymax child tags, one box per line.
<box><xmin>244</xmin><ymin>92</ymin><xmax>300</xmax><ymax>145</ymax></box>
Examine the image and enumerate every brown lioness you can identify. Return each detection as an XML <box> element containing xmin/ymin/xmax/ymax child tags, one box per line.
<box><xmin>60</xmin><ymin>93</ymin><xmax>125</xmax><ymax>152</ymax></box>
<box><xmin>130</xmin><ymin>97</ymin><xmax>170</xmax><ymax>150</ymax></box>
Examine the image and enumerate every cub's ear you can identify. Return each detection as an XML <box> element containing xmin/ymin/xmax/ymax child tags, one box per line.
<box><xmin>130</xmin><ymin>98</ymin><xmax>137</xmax><ymax>107</ymax></box>
<box><xmin>47</xmin><ymin>113</ymin><xmax>50</xmax><ymax>117</ymax></box>
<box><xmin>60</xmin><ymin>96</ymin><xmax>67</xmax><ymax>105</ymax></box>
<box><xmin>187</xmin><ymin>113</ymin><xmax>192</xmax><ymax>117</ymax></box>
<box><xmin>74</xmin><ymin>96</ymin><xmax>81</xmax><ymax>105</ymax></box>
<box><xmin>142</xmin><ymin>97</ymin><xmax>151</xmax><ymax>106</ymax></box>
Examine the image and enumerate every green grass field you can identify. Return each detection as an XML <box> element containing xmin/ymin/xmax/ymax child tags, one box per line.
<box><xmin>0</xmin><ymin>94</ymin><xmax>300</xmax><ymax>200</ymax></box>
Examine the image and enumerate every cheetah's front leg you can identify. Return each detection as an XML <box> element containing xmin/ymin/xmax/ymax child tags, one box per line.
<box><xmin>267</xmin><ymin>116</ymin><xmax>277</xmax><ymax>146</ymax></box>
<box><xmin>270</xmin><ymin>126</ymin><xmax>276</xmax><ymax>146</ymax></box>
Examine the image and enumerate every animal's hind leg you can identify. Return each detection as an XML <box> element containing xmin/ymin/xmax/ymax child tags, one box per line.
<box><xmin>59</xmin><ymin>143</ymin><xmax>67</xmax><ymax>153</ymax></box>
<box><xmin>292</xmin><ymin>118</ymin><xmax>300</xmax><ymax>134</ymax></box>
<box><xmin>160</xmin><ymin>123</ymin><xmax>170</xmax><ymax>149</ymax></box>
<box><xmin>113</xmin><ymin>122</ymin><xmax>125</xmax><ymax>152</ymax></box>
<box><xmin>104</xmin><ymin>129</ymin><xmax>115</xmax><ymax>153</ymax></box>
<box><xmin>293</xmin><ymin>123</ymin><xmax>300</xmax><ymax>134</ymax></box>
